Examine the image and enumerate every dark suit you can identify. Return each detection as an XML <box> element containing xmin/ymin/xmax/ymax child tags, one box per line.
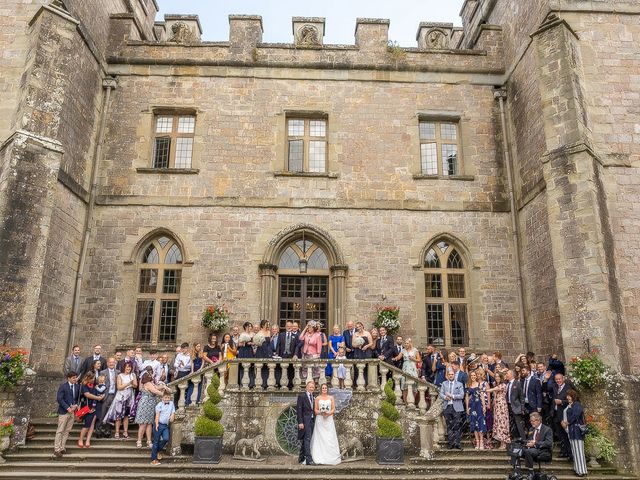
<box><xmin>63</xmin><ymin>355</ymin><xmax>82</xmax><ymax>377</ymax></box>
<box><xmin>393</xmin><ymin>344</ymin><xmax>404</xmax><ymax>369</ymax></box>
<box><xmin>551</xmin><ymin>383</ymin><xmax>571</xmax><ymax>457</ymax></box>
<box><xmin>513</xmin><ymin>424</ymin><xmax>553</xmax><ymax>469</ymax></box>
<box><xmin>507</xmin><ymin>379</ymin><xmax>526</xmax><ymax>441</ymax></box>
<box><xmin>342</xmin><ymin>329</ymin><xmax>356</xmax><ymax>359</ymax></box>
<box><xmin>56</xmin><ymin>382</ymin><xmax>80</xmax><ymax>414</ymax></box>
<box><xmin>375</xmin><ymin>335</ymin><xmax>395</xmax><ymax>364</ymax></box>
<box><xmin>277</xmin><ymin>331</ymin><xmax>299</xmax><ymax>388</ymax></box>
<box><xmin>80</xmin><ymin>355</ymin><xmax>106</xmax><ymax>378</ymax></box>
<box><xmin>296</xmin><ymin>391</ymin><xmax>315</xmax><ymax>464</ymax></box>
<box><xmin>522</xmin><ymin>374</ymin><xmax>543</xmax><ymax>413</ymax></box>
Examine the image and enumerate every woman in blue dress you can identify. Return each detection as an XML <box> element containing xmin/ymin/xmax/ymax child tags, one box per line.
<box><xmin>325</xmin><ymin>324</ymin><xmax>344</xmax><ymax>377</ymax></box>
<box><xmin>465</xmin><ymin>370</ymin><xmax>487</xmax><ymax>449</ymax></box>
<box><xmin>185</xmin><ymin>343</ymin><xmax>204</xmax><ymax>405</ymax></box>
<box><xmin>237</xmin><ymin>321</ymin><xmax>255</xmax><ymax>388</ymax></box>
<box><xmin>254</xmin><ymin>320</ymin><xmax>273</xmax><ymax>389</ymax></box>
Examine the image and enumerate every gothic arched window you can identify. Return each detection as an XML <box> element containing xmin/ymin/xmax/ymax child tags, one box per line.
<box><xmin>135</xmin><ymin>235</ymin><xmax>183</xmax><ymax>344</ymax></box>
<box><xmin>423</xmin><ymin>240</ymin><xmax>468</xmax><ymax>347</ymax></box>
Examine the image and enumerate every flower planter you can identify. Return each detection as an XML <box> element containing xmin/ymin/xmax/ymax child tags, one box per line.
<box><xmin>193</xmin><ymin>436</ymin><xmax>223</xmax><ymax>464</ymax></box>
<box><xmin>376</xmin><ymin>437</ymin><xmax>404</xmax><ymax>465</ymax></box>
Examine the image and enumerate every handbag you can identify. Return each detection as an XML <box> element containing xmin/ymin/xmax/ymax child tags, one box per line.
<box><xmin>74</xmin><ymin>404</ymin><xmax>91</xmax><ymax>421</ymax></box>
<box><xmin>578</xmin><ymin>423</ymin><xmax>589</xmax><ymax>435</ymax></box>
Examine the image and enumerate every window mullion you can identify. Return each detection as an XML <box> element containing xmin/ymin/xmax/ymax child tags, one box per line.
<box><xmin>151</xmin><ymin>268</ymin><xmax>163</xmax><ymax>343</ymax></box>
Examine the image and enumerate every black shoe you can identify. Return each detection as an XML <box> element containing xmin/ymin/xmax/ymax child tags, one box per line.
<box><xmin>455</xmin><ymin>445</ymin><xmax>463</xmax><ymax>451</ymax></box>
<box><xmin>306</xmin><ymin>461</ymin><xmax>317</xmax><ymax>466</ymax></box>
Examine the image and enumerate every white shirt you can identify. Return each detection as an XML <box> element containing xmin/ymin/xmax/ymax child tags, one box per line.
<box><xmin>174</xmin><ymin>352</ymin><xmax>191</xmax><ymax>372</ymax></box>
<box><xmin>142</xmin><ymin>358</ymin><xmax>160</xmax><ymax>372</ymax></box>
<box><xmin>155</xmin><ymin>363</ymin><xmax>169</xmax><ymax>383</ymax></box>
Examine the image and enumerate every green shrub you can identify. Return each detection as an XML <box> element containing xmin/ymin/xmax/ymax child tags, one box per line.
<box><xmin>377</xmin><ymin>379</ymin><xmax>402</xmax><ymax>438</ymax></box>
<box><xmin>381</xmin><ymin>400</ymin><xmax>400</xmax><ymax>422</ymax></box>
<box><xmin>195</xmin><ymin>374</ymin><xmax>224</xmax><ymax>437</ymax></box>
<box><xmin>377</xmin><ymin>416</ymin><xmax>402</xmax><ymax>439</ymax></box>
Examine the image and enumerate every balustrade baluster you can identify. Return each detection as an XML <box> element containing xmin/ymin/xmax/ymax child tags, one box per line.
<box><xmin>331</xmin><ymin>362</ymin><xmax>339</xmax><ymax>388</ymax></box>
<box><xmin>379</xmin><ymin>364</ymin><xmax>389</xmax><ymax>392</ymax></box>
<box><xmin>217</xmin><ymin>364</ymin><xmax>226</xmax><ymax>395</ymax></box>
<box><xmin>344</xmin><ymin>364</ymin><xmax>353</xmax><ymax>389</ymax></box>
<box><xmin>267</xmin><ymin>362</ymin><xmax>277</xmax><ymax>391</ymax></box>
<box><xmin>418</xmin><ymin>384</ymin><xmax>427</xmax><ymax>414</ymax></box>
<box><xmin>254</xmin><ymin>361</ymin><xmax>264</xmax><ymax>389</ymax></box>
<box><xmin>201</xmin><ymin>369</ymin><xmax>213</xmax><ymax>402</ymax></box>
<box><xmin>393</xmin><ymin>372</ymin><xmax>402</xmax><ymax>405</ymax></box>
<box><xmin>367</xmin><ymin>361</ymin><xmax>378</xmax><ymax>390</ymax></box>
<box><xmin>305</xmin><ymin>364</ymin><xmax>313</xmax><ymax>384</ymax></box>
<box><xmin>189</xmin><ymin>376</ymin><xmax>201</xmax><ymax>405</ymax></box>
<box><xmin>293</xmin><ymin>362</ymin><xmax>302</xmax><ymax>390</ymax></box>
<box><xmin>177</xmin><ymin>381</ymin><xmax>188</xmax><ymax>411</ymax></box>
<box><xmin>318</xmin><ymin>361</ymin><xmax>327</xmax><ymax>386</ymax></box>
<box><xmin>241</xmin><ymin>362</ymin><xmax>251</xmax><ymax>390</ymax></box>
<box><xmin>406</xmin><ymin>379</ymin><xmax>416</xmax><ymax>408</ymax></box>
<box><xmin>227</xmin><ymin>361</ymin><xmax>239</xmax><ymax>390</ymax></box>
<box><xmin>356</xmin><ymin>363</ymin><xmax>366</xmax><ymax>391</ymax></box>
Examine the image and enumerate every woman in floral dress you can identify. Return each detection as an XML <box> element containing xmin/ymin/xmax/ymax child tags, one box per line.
<box><xmin>398</xmin><ymin>338</ymin><xmax>421</xmax><ymax>403</ymax></box>
<box><xmin>134</xmin><ymin>366</ymin><xmax>167</xmax><ymax>448</ymax></box>
<box><xmin>466</xmin><ymin>370</ymin><xmax>487</xmax><ymax>449</ymax></box>
<box><xmin>104</xmin><ymin>362</ymin><xmax>137</xmax><ymax>439</ymax></box>
<box><xmin>477</xmin><ymin>368</ymin><xmax>493</xmax><ymax>449</ymax></box>
<box><xmin>486</xmin><ymin>372</ymin><xmax>510</xmax><ymax>449</ymax></box>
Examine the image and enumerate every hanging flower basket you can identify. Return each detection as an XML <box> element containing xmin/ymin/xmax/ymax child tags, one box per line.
<box><xmin>374</xmin><ymin>305</ymin><xmax>400</xmax><ymax>335</ymax></box>
<box><xmin>201</xmin><ymin>305</ymin><xmax>230</xmax><ymax>332</ymax></box>
<box><xmin>0</xmin><ymin>347</ymin><xmax>28</xmax><ymax>389</ymax></box>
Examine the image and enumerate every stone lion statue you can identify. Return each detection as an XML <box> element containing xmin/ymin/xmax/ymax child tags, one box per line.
<box><xmin>234</xmin><ymin>434</ymin><xmax>264</xmax><ymax>459</ymax></box>
<box><xmin>340</xmin><ymin>436</ymin><xmax>363</xmax><ymax>460</ymax></box>
<box><xmin>169</xmin><ymin>21</ymin><xmax>196</xmax><ymax>44</ymax></box>
<box><xmin>426</xmin><ymin>30</ymin><xmax>446</xmax><ymax>49</ymax></box>
<box><xmin>298</xmin><ymin>25</ymin><xmax>320</xmax><ymax>46</ymax></box>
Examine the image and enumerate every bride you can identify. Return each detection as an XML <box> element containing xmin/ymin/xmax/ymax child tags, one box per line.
<box><xmin>310</xmin><ymin>383</ymin><xmax>341</xmax><ymax>465</ymax></box>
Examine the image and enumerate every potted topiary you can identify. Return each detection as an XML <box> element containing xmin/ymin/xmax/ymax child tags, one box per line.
<box><xmin>376</xmin><ymin>379</ymin><xmax>404</xmax><ymax>464</ymax></box>
<box><xmin>193</xmin><ymin>374</ymin><xmax>224</xmax><ymax>463</ymax></box>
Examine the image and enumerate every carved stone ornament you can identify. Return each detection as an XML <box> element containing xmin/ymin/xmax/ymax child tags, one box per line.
<box><xmin>425</xmin><ymin>29</ymin><xmax>447</xmax><ymax>49</ymax></box>
<box><xmin>297</xmin><ymin>24</ymin><xmax>320</xmax><ymax>46</ymax></box>
<box><xmin>340</xmin><ymin>436</ymin><xmax>364</xmax><ymax>462</ymax></box>
<box><xmin>169</xmin><ymin>21</ymin><xmax>197</xmax><ymax>44</ymax></box>
<box><xmin>233</xmin><ymin>434</ymin><xmax>266</xmax><ymax>461</ymax></box>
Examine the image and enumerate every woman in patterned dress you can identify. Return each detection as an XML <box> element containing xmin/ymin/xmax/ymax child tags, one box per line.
<box><xmin>485</xmin><ymin>372</ymin><xmax>510</xmax><ymax>449</ymax></box>
<box><xmin>466</xmin><ymin>370</ymin><xmax>487</xmax><ymax>449</ymax></box>
<box><xmin>104</xmin><ymin>362</ymin><xmax>137</xmax><ymax>439</ymax></box>
<box><xmin>135</xmin><ymin>366</ymin><xmax>167</xmax><ymax>448</ymax></box>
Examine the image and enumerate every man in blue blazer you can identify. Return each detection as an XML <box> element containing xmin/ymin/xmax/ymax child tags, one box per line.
<box><xmin>521</xmin><ymin>366</ymin><xmax>542</xmax><ymax>427</ymax></box>
<box><xmin>439</xmin><ymin>369</ymin><xmax>465</xmax><ymax>450</ymax></box>
<box><xmin>54</xmin><ymin>372</ymin><xmax>79</xmax><ymax>457</ymax></box>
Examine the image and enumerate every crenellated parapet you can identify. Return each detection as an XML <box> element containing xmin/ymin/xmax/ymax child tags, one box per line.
<box><xmin>107</xmin><ymin>14</ymin><xmax>504</xmax><ymax>74</ymax></box>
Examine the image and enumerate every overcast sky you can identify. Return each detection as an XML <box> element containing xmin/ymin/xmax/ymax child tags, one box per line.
<box><xmin>156</xmin><ymin>0</ymin><xmax>464</xmax><ymax>46</ymax></box>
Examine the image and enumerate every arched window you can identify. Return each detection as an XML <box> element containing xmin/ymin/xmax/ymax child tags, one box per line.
<box><xmin>423</xmin><ymin>240</ymin><xmax>468</xmax><ymax>347</ymax></box>
<box><xmin>135</xmin><ymin>235</ymin><xmax>183</xmax><ymax>344</ymax></box>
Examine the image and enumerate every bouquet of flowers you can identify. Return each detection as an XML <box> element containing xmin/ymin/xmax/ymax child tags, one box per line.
<box><xmin>0</xmin><ymin>418</ymin><xmax>14</xmax><ymax>438</ymax></box>
<box><xmin>201</xmin><ymin>305</ymin><xmax>230</xmax><ymax>332</ymax></box>
<box><xmin>253</xmin><ymin>333</ymin><xmax>266</xmax><ymax>347</ymax></box>
<box><xmin>353</xmin><ymin>336</ymin><xmax>365</xmax><ymax>348</ymax></box>
<box><xmin>0</xmin><ymin>347</ymin><xmax>28</xmax><ymax>388</ymax></box>
<box><xmin>319</xmin><ymin>402</ymin><xmax>330</xmax><ymax>414</ymax></box>
<box><xmin>374</xmin><ymin>305</ymin><xmax>400</xmax><ymax>335</ymax></box>
<box><xmin>238</xmin><ymin>333</ymin><xmax>253</xmax><ymax>344</ymax></box>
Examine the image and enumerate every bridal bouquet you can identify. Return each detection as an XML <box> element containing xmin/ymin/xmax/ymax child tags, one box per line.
<box><xmin>319</xmin><ymin>403</ymin><xmax>330</xmax><ymax>414</ymax></box>
<box><xmin>253</xmin><ymin>333</ymin><xmax>266</xmax><ymax>347</ymax></box>
<box><xmin>238</xmin><ymin>333</ymin><xmax>253</xmax><ymax>344</ymax></box>
<box><xmin>353</xmin><ymin>336</ymin><xmax>365</xmax><ymax>348</ymax></box>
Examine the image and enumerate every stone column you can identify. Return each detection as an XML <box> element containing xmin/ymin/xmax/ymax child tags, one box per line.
<box><xmin>330</xmin><ymin>265</ymin><xmax>348</xmax><ymax>327</ymax></box>
<box><xmin>259</xmin><ymin>263</ymin><xmax>277</xmax><ymax>324</ymax></box>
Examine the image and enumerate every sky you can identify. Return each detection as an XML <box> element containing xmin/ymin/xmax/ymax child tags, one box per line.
<box><xmin>156</xmin><ymin>0</ymin><xmax>465</xmax><ymax>47</ymax></box>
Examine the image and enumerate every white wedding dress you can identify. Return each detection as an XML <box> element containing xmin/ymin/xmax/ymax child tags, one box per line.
<box><xmin>310</xmin><ymin>398</ymin><xmax>341</xmax><ymax>465</ymax></box>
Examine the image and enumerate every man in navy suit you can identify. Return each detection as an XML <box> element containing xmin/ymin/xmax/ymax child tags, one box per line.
<box><xmin>277</xmin><ymin>321</ymin><xmax>299</xmax><ymax>388</ymax></box>
<box><xmin>521</xmin><ymin>366</ymin><xmax>542</xmax><ymax>428</ymax></box>
<box><xmin>342</xmin><ymin>320</ymin><xmax>356</xmax><ymax>359</ymax></box>
<box><xmin>54</xmin><ymin>372</ymin><xmax>80</xmax><ymax>457</ymax></box>
<box><xmin>451</xmin><ymin>360</ymin><xmax>468</xmax><ymax>390</ymax></box>
<box><xmin>375</xmin><ymin>327</ymin><xmax>395</xmax><ymax>364</ymax></box>
<box><xmin>296</xmin><ymin>381</ymin><xmax>316</xmax><ymax>465</ymax></box>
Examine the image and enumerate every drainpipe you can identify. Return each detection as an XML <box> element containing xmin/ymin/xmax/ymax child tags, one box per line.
<box><xmin>66</xmin><ymin>77</ymin><xmax>117</xmax><ymax>354</ymax></box>
<box><xmin>494</xmin><ymin>88</ymin><xmax>530</xmax><ymax>352</ymax></box>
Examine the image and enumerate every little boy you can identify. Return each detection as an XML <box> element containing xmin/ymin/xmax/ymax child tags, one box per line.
<box><xmin>151</xmin><ymin>392</ymin><xmax>175</xmax><ymax>465</ymax></box>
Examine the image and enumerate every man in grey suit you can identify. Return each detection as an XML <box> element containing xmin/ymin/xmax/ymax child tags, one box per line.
<box><xmin>505</xmin><ymin>369</ymin><xmax>526</xmax><ymax>441</ymax></box>
<box><xmin>439</xmin><ymin>369</ymin><xmax>465</xmax><ymax>450</ymax></box>
<box><xmin>63</xmin><ymin>345</ymin><xmax>82</xmax><ymax>377</ymax></box>
<box><xmin>98</xmin><ymin>357</ymin><xmax>119</xmax><ymax>425</ymax></box>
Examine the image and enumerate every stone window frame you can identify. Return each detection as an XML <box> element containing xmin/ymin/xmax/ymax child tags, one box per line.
<box><xmin>285</xmin><ymin>112</ymin><xmax>329</xmax><ymax>174</ymax></box>
<box><xmin>134</xmin><ymin>235</ymin><xmax>184</xmax><ymax>345</ymax></box>
<box><xmin>150</xmin><ymin>108</ymin><xmax>197</xmax><ymax>170</ymax></box>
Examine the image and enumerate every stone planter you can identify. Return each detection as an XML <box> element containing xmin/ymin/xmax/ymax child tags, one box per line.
<box><xmin>0</xmin><ymin>436</ymin><xmax>10</xmax><ymax>463</ymax></box>
<box><xmin>193</xmin><ymin>436</ymin><xmax>223</xmax><ymax>464</ymax></box>
<box><xmin>376</xmin><ymin>437</ymin><xmax>404</xmax><ymax>465</ymax></box>
<box><xmin>586</xmin><ymin>440</ymin><xmax>602</xmax><ymax>468</ymax></box>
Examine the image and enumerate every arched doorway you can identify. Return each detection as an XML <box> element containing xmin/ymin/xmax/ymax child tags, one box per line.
<box><xmin>260</xmin><ymin>224</ymin><xmax>348</xmax><ymax>333</ymax></box>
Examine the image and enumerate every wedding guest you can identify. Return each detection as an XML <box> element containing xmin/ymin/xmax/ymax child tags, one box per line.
<box><xmin>342</xmin><ymin>320</ymin><xmax>356</xmax><ymax>359</ymax></box>
<box><xmin>466</xmin><ymin>370</ymin><xmax>487</xmax><ymax>449</ymax></box>
<box><xmin>79</xmin><ymin>345</ymin><xmax>106</xmax><ymax>378</ymax></box>
<box><xmin>370</xmin><ymin>328</ymin><xmax>379</xmax><ymax>358</ymax></box>
<box><xmin>326</xmin><ymin>324</ymin><xmax>344</xmax><ymax>377</ymax></box>
<box><xmin>53</xmin><ymin>372</ymin><xmax>79</xmax><ymax>457</ymax></box>
<box><xmin>253</xmin><ymin>323</ymin><xmax>261</xmax><ymax>334</ymax></box>
<box><xmin>173</xmin><ymin>342</ymin><xmax>192</xmax><ymax>382</ymax></box>
<box><xmin>151</xmin><ymin>391</ymin><xmax>175</xmax><ymax>465</ymax></box>
<box><xmin>493</xmin><ymin>351</ymin><xmax>509</xmax><ymax>371</ymax></box>
<box><xmin>433</xmin><ymin>349</ymin><xmax>447</xmax><ymax>386</ymax></box>
<box><xmin>276</xmin><ymin>321</ymin><xmax>298</xmax><ymax>388</ymax></box>
<box><xmin>254</xmin><ymin>320</ymin><xmax>273</xmax><ymax>388</ymax></box>
<box><xmin>550</xmin><ymin>372</ymin><xmax>572</xmax><ymax>459</ymax></box>
<box><xmin>521</xmin><ymin>365</ymin><xmax>542</xmax><ymax>431</ymax></box>
<box><xmin>88</xmin><ymin>359</ymin><xmax>101</xmax><ymax>383</ymax></box>
<box><xmin>133</xmin><ymin>346</ymin><xmax>145</xmax><ymax>375</ymax></box>
<box><xmin>230</xmin><ymin>325</ymin><xmax>240</xmax><ymax>348</ymax></box>
<box><xmin>220</xmin><ymin>333</ymin><xmax>237</xmax><ymax>361</ymax></box>
<box><xmin>392</xmin><ymin>335</ymin><xmax>404</xmax><ymax>370</ymax></box>
<box><xmin>562</xmin><ymin>389</ymin><xmax>588</xmax><ymax>477</ymax></box>
<box><xmin>505</xmin><ymin>369</ymin><xmax>526</xmax><ymax>441</ymax></box>
<box><xmin>376</xmin><ymin>326</ymin><xmax>395</xmax><ymax>366</ymax></box>
<box><xmin>135</xmin><ymin>366</ymin><xmax>168</xmax><ymax>449</ymax></box>
<box><xmin>352</xmin><ymin>322</ymin><xmax>373</xmax><ymax>359</ymax></box>
<box><xmin>451</xmin><ymin>360</ymin><xmax>468</xmax><ymax>392</ymax></box>
<box><xmin>398</xmin><ymin>338</ymin><xmax>420</xmax><ymax>403</ymax></box>
<box><xmin>512</xmin><ymin>412</ymin><xmax>553</xmax><ymax>475</ymax></box>
<box><xmin>203</xmin><ymin>334</ymin><xmax>221</xmax><ymax>365</ymax></box>
<box><xmin>300</xmin><ymin>321</ymin><xmax>323</xmax><ymax>381</ymax></box>
<box><xmin>185</xmin><ymin>343</ymin><xmax>204</xmax><ymax>405</ymax></box>
<box><xmin>77</xmin><ymin>375</ymin><xmax>101</xmax><ymax>449</ymax></box>
<box><xmin>335</xmin><ymin>346</ymin><xmax>347</xmax><ymax>389</ymax></box>
<box><xmin>63</xmin><ymin>345</ymin><xmax>82</xmax><ymax>377</ymax></box>
<box><xmin>114</xmin><ymin>351</ymin><xmax>123</xmax><ymax>365</ymax></box>
<box><xmin>104</xmin><ymin>362</ymin><xmax>137</xmax><ymax>439</ymax></box>
<box><xmin>457</xmin><ymin>347</ymin><xmax>467</xmax><ymax>372</ymax></box>
<box><xmin>477</xmin><ymin>368</ymin><xmax>493</xmax><ymax>449</ymax></box>
<box><xmin>155</xmin><ymin>354</ymin><xmax>170</xmax><ymax>384</ymax></box>
<box><xmin>269</xmin><ymin>325</ymin><xmax>281</xmax><ymax>357</ymax></box>
<box><xmin>440</xmin><ymin>369</ymin><xmax>465</xmax><ymax>450</ymax></box>
<box><xmin>486</xmin><ymin>372</ymin><xmax>510</xmax><ymax>449</ymax></box>
<box><xmin>117</xmin><ymin>349</ymin><xmax>134</xmax><ymax>372</ymax></box>
<box><xmin>420</xmin><ymin>345</ymin><xmax>436</xmax><ymax>383</ymax></box>
<box><xmin>237</xmin><ymin>322</ymin><xmax>255</xmax><ymax>388</ymax></box>
<box><xmin>99</xmin><ymin>357</ymin><xmax>119</xmax><ymax>425</ymax></box>
<box><xmin>479</xmin><ymin>354</ymin><xmax>495</xmax><ymax>385</ymax></box>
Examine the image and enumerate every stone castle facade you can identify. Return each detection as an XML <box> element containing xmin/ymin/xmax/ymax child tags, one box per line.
<box><xmin>0</xmin><ymin>0</ymin><xmax>638</xmax><ymax>471</ymax></box>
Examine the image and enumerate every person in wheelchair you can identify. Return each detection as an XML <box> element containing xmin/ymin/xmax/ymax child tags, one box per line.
<box><xmin>509</xmin><ymin>412</ymin><xmax>554</xmax><ymax>479</ymax></box>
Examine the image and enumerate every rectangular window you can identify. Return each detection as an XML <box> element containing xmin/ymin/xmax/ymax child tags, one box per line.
<box><xmin>450</xmin><ymin>304</ymin><xmax>468</xmax><ymax>347</ymax></box>
<box><xmin>139</xmin><ymin>269</ymin><xmax>158</xmax><ymax>293</ymax></box>
<box><xmin>419</xmin><ymin>120</ymin><xmax>459</xmax><ymax>176</ymax></box>
<box><xmin>159</xmin><ymin>300</ymin><xmax>179</xmax><ymax>343</ymax></box>
<box><xmin>163</xmin><ymin>270</ymin><xmax>182</xmax><ymax>294</ymax></box>
<box><xmin>286</xmin><ymin>117</ymin><xmax>327</xmax><ymax>173</ymax></box>
<box><xmin>426</xmin><ymin>303</ymin><xmax>444</xmax><ymax>345</ymax></box>
<box><xmin>135</xmin><ymin>300</ymin><xmax>155</xmax><ymax>342</ymax></box>
<box><xmin>152</xmin><ymin>114</ymin><xmax>196</xmax><ymax>169</ymax></box>
<box><xmin>425</xmin><ymin>273</ymin><xmax>442</xmax><ymax>298</ymax></box>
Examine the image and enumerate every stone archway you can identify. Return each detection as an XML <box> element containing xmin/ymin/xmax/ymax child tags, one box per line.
<box><xmin>259</xmin><ymin>224</ymin><xmax>348</xmax><ymax>328</ymax></box>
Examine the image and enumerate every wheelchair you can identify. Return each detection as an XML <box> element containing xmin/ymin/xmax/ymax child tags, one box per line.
<box><xmin>507</xmin><ymin>441</ymin><xmax>557</xmax><ymax>480</ymax></box>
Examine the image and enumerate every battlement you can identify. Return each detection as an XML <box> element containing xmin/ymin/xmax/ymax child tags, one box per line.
<box><xmin>109</xmin><ymin>14</ymin><xmax>504</xmax><ymax>74</ymax></box>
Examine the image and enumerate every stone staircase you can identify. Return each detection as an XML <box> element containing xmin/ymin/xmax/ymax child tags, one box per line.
<box><xmin>0</xmin><ymin>419</ymin><xmax>636</xmax><ymax>480</ymax></box>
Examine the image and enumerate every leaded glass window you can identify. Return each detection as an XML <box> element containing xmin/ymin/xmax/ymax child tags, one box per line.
<box><xmin>419</xmin><ymin>120</ymin><xmax>460</xmax><ymax>176</ymax></box>
<box><xmin>286</xmin><ymin>117</ymin><xmax>328</xmax><ymax>173</ymax></box>
<box><xmin>152</xmin><ymin>114</ymin><xmax>196</xmax><ymax>169</ymax></box>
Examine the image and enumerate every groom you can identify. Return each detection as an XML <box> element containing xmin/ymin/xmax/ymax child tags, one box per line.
<box><xmin>296</xmin><ymin>380</ymin><xmax>316</xmax><ymax>466</ymax></box>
